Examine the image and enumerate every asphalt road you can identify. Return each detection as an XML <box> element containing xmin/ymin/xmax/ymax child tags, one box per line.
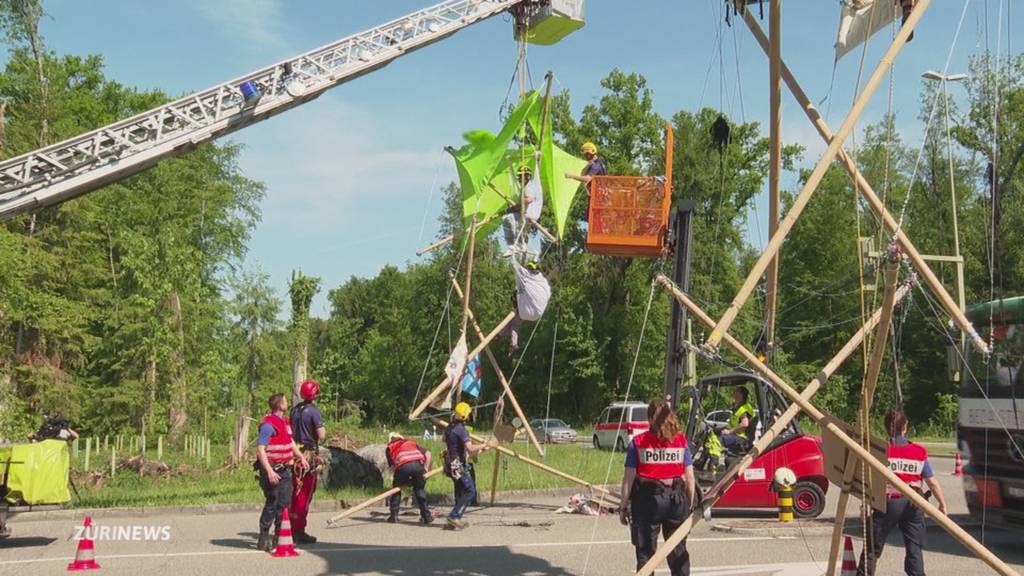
<box><xmin>1</xmin><ymin>455</ymin><xmax>1020</xmax><ymax>575</ymax></box>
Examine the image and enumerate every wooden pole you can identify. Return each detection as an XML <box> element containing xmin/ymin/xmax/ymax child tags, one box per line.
<box><xmin>206</xmin><ymin>437</ymin><xmax>211</xmax><ymax>466</ymax></box>
<box><xmin>764</xmin><ymin>0</ymin><xmax>782</xmax><ymax>360</ymax></box>
<box><xmin>705</xmin><ymin>0</ymin><xmax>933</xmax><ymax>351</ymax></box>
<box><xmin>110</xmin><ymin>446</ymin><xmax>116</xmax><ymax>478</ymax></box>
<box><xmin>327</xmin><ymin>466</ymin><xmax>447</xmax><ymax>526</ymax></box>
<box><xmin>651</xmin><ymin>275</ymin><xmax>1019</xmax><ymax>576</ymax></box>
<box><xmin>449</xmin><ymin>275</ymin><xmax>545</xmax><ymax>455</ymax></box>
<box><xmin>83</xmin><ymin>438</ymin><xmax>91</xmax><ymax>471</ymax></box>
<box><xmin>489</xmin><ymin>451</ymin><xmax>502</xmax><ymax>505</ymax></box>
<box><xmin>433</xmin><ymin>417</ymin><xmax>621</xmax><ymax>504</ymax></box>
<box><xmin>640</xmin><ymin>275</ymin><xmax>905</xmax><ymax>576</ymax></box>
<box><xmin>826</xmin><ymin>250</ymin><xmax>901</xmax><ymax>575</ymax></box>
<box><xmin>157</xmin><ymin>435</ymin><xmax>163</xmax><ymax>461</ymax></box>
<box><xmin>735</xmin><ymin>1</ymin><xmax>989</xmax><ymax>357</ymax></box>
<box><xmin>409</xmin><ymin>311</ymin><xmax>517</xmax><ymax>419</ymax></box>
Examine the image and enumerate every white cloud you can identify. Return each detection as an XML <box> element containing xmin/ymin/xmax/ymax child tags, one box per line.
<box><xmin>196</xmin><ymin>0</ymin><xmax>289</xmax><ymax>54</ymax></box>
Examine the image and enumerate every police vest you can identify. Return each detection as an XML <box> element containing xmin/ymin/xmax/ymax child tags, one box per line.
<box><xmin>729</xmin><ymin>403</ymin><xmax>756</xmax><ymax>438</ymax></box>
<box><xmin>262</xmin><ymin>414</ymin><xmax>295</xmax><ymax>463</ymax></box>
<box><xmin>388</xmin><ymin>439</ymin><xmax>425</xmax><ymax>469</ymax></box>
<box><xmin>887</xmin><ymin>440</ymin><xmax>928</xmax><ymax>495</ymax></box>
<box><xmin>633</xmin><ymin>431</ymin><xmax>688</xmax><ymax>480</ymax></box>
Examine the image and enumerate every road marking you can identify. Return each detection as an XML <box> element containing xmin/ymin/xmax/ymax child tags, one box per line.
<box><xmin>0</xmin><ymin>535</ymin><xmax>794</xmax><ymax>566</ymax></box>
<box><xmin>658</xmin><ymin>562</ymin><xmax>825</xmax><ymax>575</ymax></box>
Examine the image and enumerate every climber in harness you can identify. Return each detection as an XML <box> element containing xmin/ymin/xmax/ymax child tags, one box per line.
<box><xmin>502</xmin><ymin>162</ymin><xmax>544</xmax><ymax>257</ymax></box>
<box><xmin>503</xmin><ymin>259</ymin><xmax>551</xmax><ymax>354</ymax></box>
<box><xmin>289</xmin><ymin>379</ymin><xmax>326</xmax><ymax>544</ymax></box>
<box><xmin>443</xmin><ymin>402</ymin><xmax>489</xmax><ymax>531</ymax></box>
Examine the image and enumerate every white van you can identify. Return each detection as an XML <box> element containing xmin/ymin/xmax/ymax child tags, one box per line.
<box><xmin>592</xmin><ymin>402</ymin><xmax>650</xmax><ymax>451</ymax></box>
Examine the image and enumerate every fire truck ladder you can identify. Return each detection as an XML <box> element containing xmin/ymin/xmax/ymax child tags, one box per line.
<box><xmin>0</xmin><ymin>0</ymin><xmax>532</xmax><ymax>221</ymax></box>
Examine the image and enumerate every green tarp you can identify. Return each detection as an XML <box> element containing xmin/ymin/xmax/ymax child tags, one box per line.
<box><xmin>452</xmin><ymin>89</ymin><xmax>587</xmax><ymax>240</ymax></box>
<box><xmin>0</xmin><ymin>439</ymin><xmax>71</xmax><ymax>505</ymax></box>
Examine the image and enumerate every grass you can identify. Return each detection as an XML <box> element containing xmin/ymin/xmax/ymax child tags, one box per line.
<box><xmin>69</xmin><ymin>436</ymin><xmax>625</xmax><ymax>509</ymax></box>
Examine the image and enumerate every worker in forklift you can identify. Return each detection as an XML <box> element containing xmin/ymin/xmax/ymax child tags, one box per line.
<box><xmin>718</xmin><ymin>387</ymin><xmax>756</xmax><ymax>452</ymax></box>
<box><xmin>620</xmin><ymin>398</ymin><xmax>696</xmax><ymax>576</ymax></box>
<box><xmin>857</xmin><ymin>409</ymin><xmax>947</xmax><ymax>576</ymax></box>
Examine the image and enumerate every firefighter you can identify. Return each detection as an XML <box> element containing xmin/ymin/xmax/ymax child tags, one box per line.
<box><xmin>620</xmin><ymin>398</ymin><xmax>696</xmax><ymax>576</ymax></box>
<box><xmin>256</xmin><ymin>393</ymin><xmax>309</xmax><ymax>552</ymax></box>
<box><xmin>289</xmin><ymin>379</ymin><xmax>326</xmax><ymax>544</ymax></box>
<box><xmin>385</xmin><ymin>433</ymin><xmax>433</xmax><ymax>524</ymax></box>
<box><xmin>858</xmin><ymin>409</ymin><xmax>947</xmax><ymax>576</ymax></box>
<box><xmin>443</xmin><ymin>402</ymin><xmax>488</xmax><ymax>531</ymax></box>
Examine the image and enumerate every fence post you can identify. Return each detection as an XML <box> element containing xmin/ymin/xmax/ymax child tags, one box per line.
<box><xmin>72</xmin><ymin>438</ymin><xmax>79</xmax><ymax>460</ymax></box>
<box><xmin>205</xmin><ymin>437</ymin><xmax>211</xmax><ymax>466</ymax></box>
<box><xmin>111</xmin><ymin>446</ymin><xmax>116</xmax><ymax>478</ymax></box>
<box><xmin>157</xmin><ymin>435</ymin><xmax>163</xmax><ymax>461</ymax></box>
<box><xmin>84</xmin><ymin>438</ymin><xmax>91</xmax><ymax>471</ymax></box>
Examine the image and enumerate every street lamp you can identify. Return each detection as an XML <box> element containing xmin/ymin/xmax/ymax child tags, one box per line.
<box><xmin>923</xmin><ymin>69</ymin><xmax>968</xmax><ymax>360</ymax></box>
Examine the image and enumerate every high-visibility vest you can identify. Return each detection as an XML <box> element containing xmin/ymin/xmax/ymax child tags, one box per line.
<box><xmin>261</xmin><ymin>414</ymin><xmax>295</xmax><ymax>463</ymax></box>
<box><xmin>388</xmin><ymin>439</ymin><xmax>426</xmax><ymax>469</ymax></box>
<box><xmin>729</xmin><ymin>402</ymin><xmax>756</xmax><ymax>438</ymax></box>
<box><xmin>887</xmin><ymin>440</ymin><xmax>928</xmax><ymax>496</ymax></box>
<box><xmin>633</xmin><ymin>431</ymin><xmax>688</xmax><ymax>480</ymax></box>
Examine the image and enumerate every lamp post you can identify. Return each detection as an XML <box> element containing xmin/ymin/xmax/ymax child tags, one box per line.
<box><xmin>923</xmin><ymin>69</ymin><xmax>968</xmax><ymax>360</ymax></box>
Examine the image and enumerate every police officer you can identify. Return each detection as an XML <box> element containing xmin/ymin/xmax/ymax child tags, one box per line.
<box><xmin>256</xmin><ymin>393</ymin><xmax>309</xmax><ymax>551</ymax></box>
<box><xmin>620</xmin><ymin>398</ymin><xmax>696</xmax><ymax>576</ymax></box>
<box><xmin>858</xmin><ymin>409</ymin><xmax>947</xmax><ymax>576</ymax></box>
<box><xmin>443</xmin><ymin>402</ymin><xmax>488</xmax><ymax>531</ymax></box>
<box><xmin>385</xmin><ymin>433</ymin><xmax>433</xmax><ymax>524</ymax></box>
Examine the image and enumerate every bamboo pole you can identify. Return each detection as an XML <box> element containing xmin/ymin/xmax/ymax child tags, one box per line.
<box><xmin>638</xmin><ymin>276</ymin><xmax>904</xmax><ymax>576</ymax></box>
<box><xmin>449</xmin><ymin>275</ymin><xmax>545</xmax><ymax>455</ymax></box>
<box><xmin>764</xmin><ymin>0</ymin><xmax>782</xmax><ymax>359</ymax></box>
<box><xmin>735</xmin><ymin>1</ymin><xmax>988</xmax><ymax>357</ymax></box>
<box><xmin>409</xmin><ymin>311</ymin><xmax>517</xmax><ymax>419</ymax></box>
<box><xmin>826</xmin><ymin>251</ymin><xmax>901</xmax><ymax>575</ymax></box>
<box><xmin>489</xmin><ymin>451</ymin><xmax>502</xmax><ymax>505</ymax></box>
<box><xmin>649</xmin><ymin>276</ymin><xmax>1018</xmax><ymax>576</ymax></box>
<box><xmin>434</xmin><ymin>417</ymin><xmax>621</xmax><ymax>504</ymax></box>
<box><xmin>327</xmin><ymin>465</ymin><xmax>448</xmax><ymax>526</ymax></box>
<box><xmin>705</xmin><ymin>0</ymin><xmax>933</xmax><ymax>351</ymax></box>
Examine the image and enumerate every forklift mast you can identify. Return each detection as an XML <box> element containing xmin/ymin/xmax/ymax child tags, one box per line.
<box><xmin>663</xmin><ymin>200</ymin><xmax>696</xmax><ymax>411</ymax></box>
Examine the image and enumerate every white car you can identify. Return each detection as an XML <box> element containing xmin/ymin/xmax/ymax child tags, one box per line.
<box><xmin>592</xmin><ymin>402</ymin><xmax>650</xmax><ymax>451</ymax></box>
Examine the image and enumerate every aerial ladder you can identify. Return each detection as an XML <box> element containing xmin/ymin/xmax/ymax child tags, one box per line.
<box><xmin>0</xmin><ymin>0</ymin><xmax>584</xmax><ymax>221</ymax></box>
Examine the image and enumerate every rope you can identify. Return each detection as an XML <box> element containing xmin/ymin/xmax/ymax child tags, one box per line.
<box><xmin>416</xmin><ymin>150</ymin><xmax>445</xmax><ymax>245</ymax></box>
<box><xmin>581</xmin><ymin>279</ymin><xmax>659</xmax><ymax>576</ymax></box>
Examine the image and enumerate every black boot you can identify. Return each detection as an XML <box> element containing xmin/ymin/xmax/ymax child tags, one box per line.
<box><xmin>386</xmin><ymin>513</ymin><xmax>398</xmax><ymax>523</ymax></box>
<box><xmin>257</xmin><ymin>530</ymin><xmax>272</xmax><ymax>552</ymax></box>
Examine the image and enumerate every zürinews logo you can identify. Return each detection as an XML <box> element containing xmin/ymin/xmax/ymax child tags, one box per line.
<box><xmin>74</xmin><ymin>523</ymin><xmax>172</xmax><ymax>541</ymax></box>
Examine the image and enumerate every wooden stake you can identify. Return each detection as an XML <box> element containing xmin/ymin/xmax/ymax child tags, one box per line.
<box><xmin>157</xmin><ymin>435</ymin><xmax>163</xmax><ymax>461</ymax></box>
<box><xmin>206</xmin><ymin>437</ymin><xmax>211</xmax><ymax>466</ymax></box>
<box><xmin>110</xmin><ymin>446</ymin><xmax>116</xmax><ymax>478</ymax></box>
<box><xmin>651</xmin><ymin>275</ymin><xmax>1018</xmax><ymax>576</ymax></box>
<box><xmin>83</xmin><ymin>438</ymin><xmax>91</xmax><ymax>471</ymax></box>
<box><xmin>826</xmin><ymin>252</ymin><xmax>901</xmax><ymax>575</ymax></box>
<box><xmin>449</xmin><ymin>275</ymin><xmax>545</xmax><ymax>455</ymax></box>
<box><xmin>409</xmin><ymin>311</ymin><xmax>518</xmax><ymax>419</ymax></box>
<box><xmin>764</xmin><ymin>0</ymin><xmax>782</xmax><ymax>358</ymax></box>
<box><xmin>706</xmin><ymin>0</ymin><xmax>933</xmax><ymax>351</ymax></box>
<box><xmin>327</xmin><ymin>466</ymin><xmax>447</xmax><ymax>526</ymax></box>
<box><xmin>489</xmin><ymin>451</ymin><xmax>502</xmax><ymax>505</ymax></box>
<box><xmin>735</xmin><ymin>0</ymin><xmax>989</xmax><ymax>357</ymax></box>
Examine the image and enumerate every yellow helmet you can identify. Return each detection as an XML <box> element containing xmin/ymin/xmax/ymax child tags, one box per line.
<box><xmin>454</xmin><ymin>402</ymin><xmax>472</xmax><ymax>420</ymax></box>
<box><xmin>516</xmin><ymin>163</ymin><xmax>532</xmax><ymax>176</ymax></box>
<box><xmin>581</xmin><ymin>142</ymin><xmax>597</xmax><ymax>155</ymax></box>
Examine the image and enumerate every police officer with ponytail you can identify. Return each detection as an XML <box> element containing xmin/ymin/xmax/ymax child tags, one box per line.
<box><xmin>620</xmin><ymin>398</ymin><xmax>696</xmax><ymax>576</ymax></box>
<box><xmin>858</xmin><ymin>409</ymin><xmax>948</xmax><ymax>576</ymax></box>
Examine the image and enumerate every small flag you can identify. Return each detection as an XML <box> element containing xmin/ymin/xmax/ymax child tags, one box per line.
<box><xmin>461</xmin><ymin>356</ymin><xmax>483</xmax><ymax>398</ymax></box>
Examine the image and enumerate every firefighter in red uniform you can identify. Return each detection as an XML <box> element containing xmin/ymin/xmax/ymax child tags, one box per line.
<box><xmin>290</xmin><ymin>379</ymin><xmax>326</xmax><ymax>544</ymax></box>
<box><xmin>620</xmin><ymin>398</ymin><xmax>696</xmax><ymax>576</ymax></box>
<box><xmin>385</xmin><ymin>433</ymin><xmax>434</xmax><ymax>524</ymax></box>
<box><xmin>256</xmin><ymin>393</ymin><xmax>309</xmax><ymax>552</ymax></box>
<box><xmin>858</xmin><ymin>410</ymin><xmax>948</xmax><ymax>576</ymax></box>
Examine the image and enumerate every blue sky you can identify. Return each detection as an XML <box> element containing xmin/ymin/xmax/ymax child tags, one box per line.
<box><xmin>37</xmin><ymin>1</ymin><xmax>1017</xmax><ymax>317</ymax></box>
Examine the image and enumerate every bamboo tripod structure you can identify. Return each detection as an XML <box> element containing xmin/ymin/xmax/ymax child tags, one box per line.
<box><xmin>635</xmin><ymin>2</ymin><xmax>1014</xmax><ymax>573</ymax></box>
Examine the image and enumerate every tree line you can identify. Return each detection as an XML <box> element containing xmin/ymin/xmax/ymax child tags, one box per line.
<box><xmin>0</xmin><ymin>2</ymin><xmax>1021</xmax><ymax>445</ymax></box>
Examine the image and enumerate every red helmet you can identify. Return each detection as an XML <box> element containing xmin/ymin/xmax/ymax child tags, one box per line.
<box><xmin>299</xmin><ymin>379</ymin><xmax>320</xmax><ymax>401</ymax></box>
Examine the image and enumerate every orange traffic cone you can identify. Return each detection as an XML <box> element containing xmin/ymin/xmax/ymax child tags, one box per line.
<box><xmin>270</xmin><ymin>507</ymin><xmax>299</xmax><ymax>557</ymax></box>
<box><xmin>952</xmin><ymin>452</ymin><xmax>964</xmax><ymax>477</ymax></box>
<box><xmin>840</xmin><ymin>535</ymin><xmax>857</xmax><ymax>576</ymax></box>
<box><xmin>67</xmin><ymin>516</ymin><xmax>100</xmax><ymax>571</ymax></box>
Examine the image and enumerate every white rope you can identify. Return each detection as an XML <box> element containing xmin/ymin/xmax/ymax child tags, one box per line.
<box><xmin>416</xmin><ymin>149</ymin><xmax>446</xmax><ymax>245</ymax></box>
<box><xmin>581</xmin><ymin>279</ymin><xmax>659</xmax><ymax>576</ymax></box>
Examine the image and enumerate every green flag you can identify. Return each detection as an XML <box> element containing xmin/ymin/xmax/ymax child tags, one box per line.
<box><xmin>528</xmin><ymin>99</ymin><xmax>587</xmax><ymax>239</ymax></box>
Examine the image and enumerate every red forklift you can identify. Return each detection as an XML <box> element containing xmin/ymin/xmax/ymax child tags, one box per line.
<box><xmin>661</xmin><ymin>202</ymin><xmax>828</xmax><ymax>518</ymax></box>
